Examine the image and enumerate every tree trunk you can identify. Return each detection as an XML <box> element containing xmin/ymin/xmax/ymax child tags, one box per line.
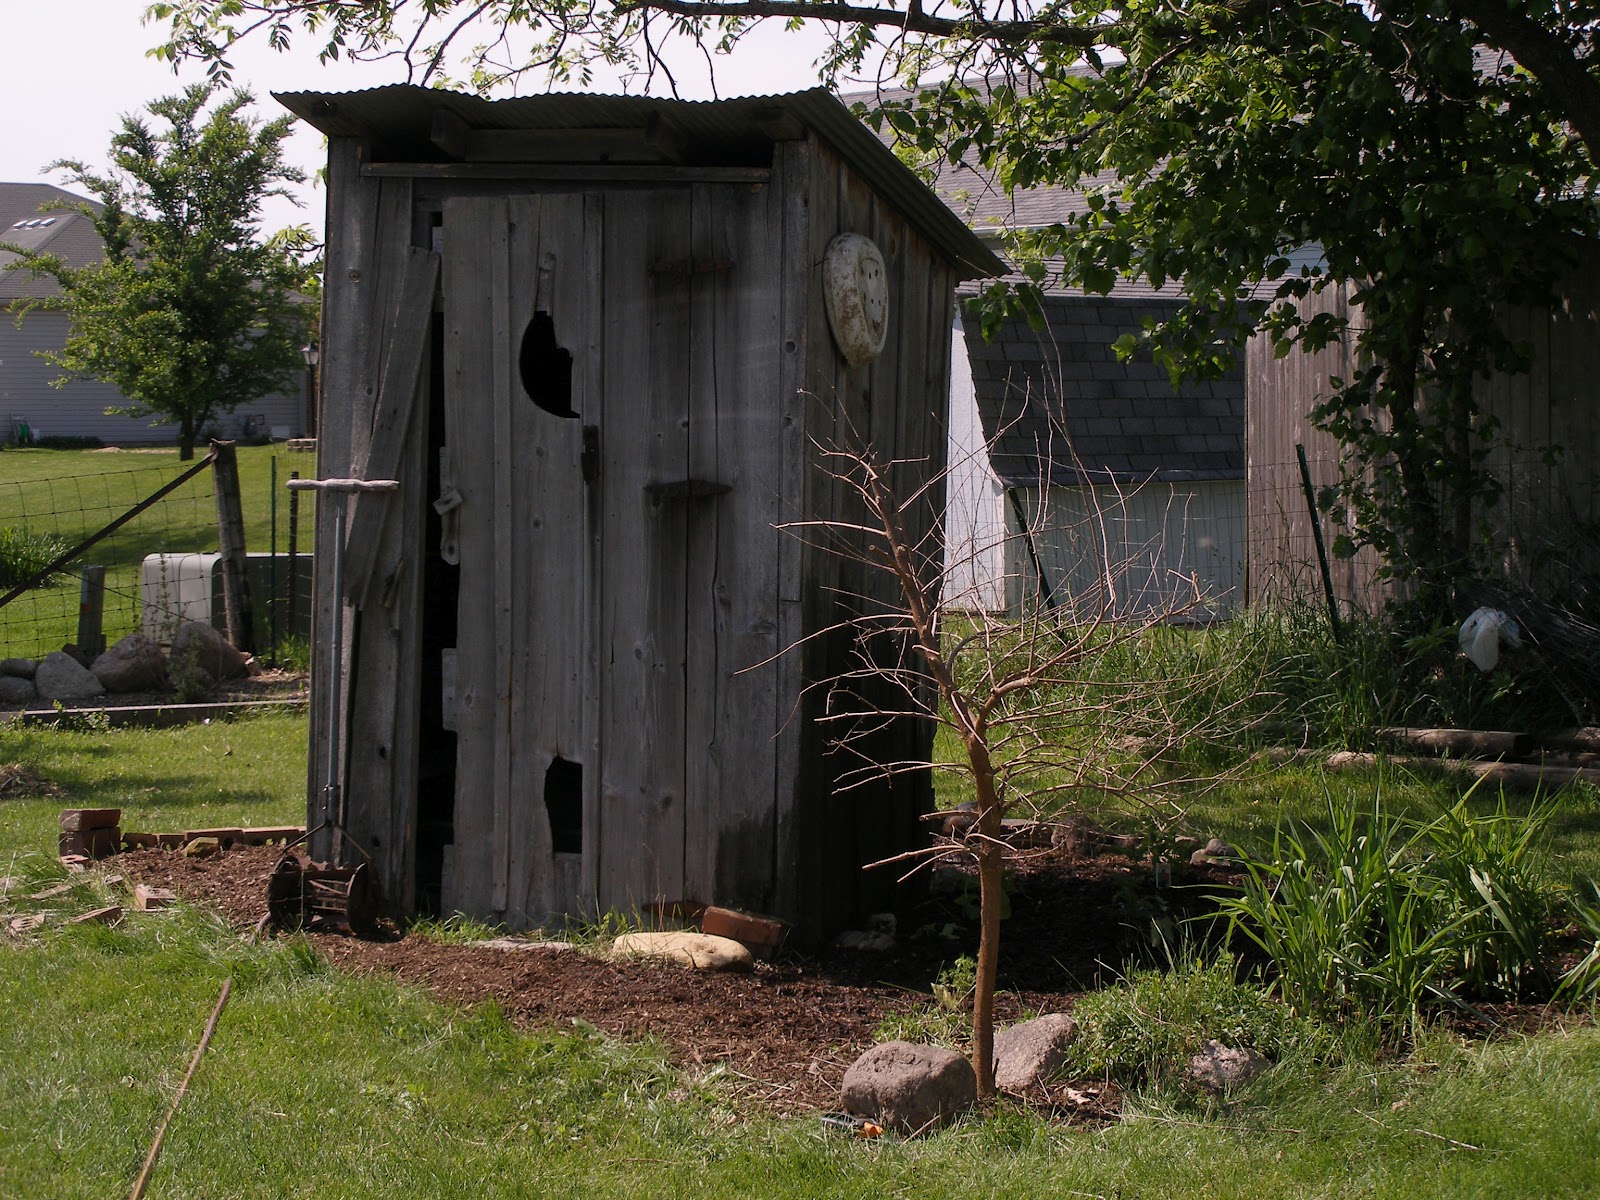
<box><xmin>967</xmin><ymin>743</ymin><xmax>1005</xmax><ymax>1099</ymax></box>
<box><xmin>178</xmin><ymin>414</ymin><xmax>196</xmax><ymax>462</ymax></box>
<box><xmin>971</xmin><ymin>833</ymin><xmax>1004</xmax><ymax>1098</ymax></box>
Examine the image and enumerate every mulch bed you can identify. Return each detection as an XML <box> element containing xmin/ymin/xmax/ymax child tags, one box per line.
<box><xmin>113</xmin><ymin>842</ymin><xmax>1242</xmax><ymax>1112</ymax></box>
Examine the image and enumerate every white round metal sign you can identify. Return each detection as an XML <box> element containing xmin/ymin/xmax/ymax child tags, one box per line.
<box><xmin>823</xmin><ymin>233</ymin><xmax>889</xmax><ymax>368</ymax></box>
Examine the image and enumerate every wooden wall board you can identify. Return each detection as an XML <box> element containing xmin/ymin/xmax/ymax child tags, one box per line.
<box><xmin>682</xmin><ymin>180</ymin><xmax>785</xmax><ymax>913</ymax></box>
<box><xmin>771</xmin><ymin>139</ymin><xmax>813</xmax><ymax>927</ymax></box>
<box><xmin>439</xmin><ymin>194</ymin><xmax>507</xmax><ymax>917</ymax></box>
<box><xmin>503</xmin><ymin>192</ymin><xmax>593</xmax><ymax>925</ymax></box>
<box><xmin>308</xmin><ymin>152</ymin><xmax>403</xmax><ymax>863</ymax></box>
<box><xmin>598</xmin><ymin>187</ymin><xmax>693</xmax><ymax>914</ymax></box>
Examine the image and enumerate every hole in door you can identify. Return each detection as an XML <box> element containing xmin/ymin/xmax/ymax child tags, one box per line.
<box><xmin>545</xmin><ymin>757</ymin><xmax>583</xmax><ymax>853</ymax></box>
<box><xmin>519</xmin><ymin>311</ymin><xmax>577</xmax><ymax>418</ymax></box>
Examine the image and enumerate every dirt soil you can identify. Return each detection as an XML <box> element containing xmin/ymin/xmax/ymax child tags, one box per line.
<box><xmin>113</xmin><ymin>842</ymin><xmax>1242</xmax><ymax>1113</ymax></box>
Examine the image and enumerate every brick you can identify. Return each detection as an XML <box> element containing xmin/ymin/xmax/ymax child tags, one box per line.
<box><xmin>238</xmin><ymin>826</ymin><xmax>304</xmax><ymax>846</ymax></box>
<box><xmin>701</xmin><ymin>906</ymin><xmax>787</xmax><ymax>951</ymax></box>
<box><xmin>134</xmin><ymin>884</ymin><xmax>177</xmax><ymax>912</ymax></box>
<box><xmin>59</xmin><ymin>855</ymin><xmax>90</xmax><ymax>873</ymax></box>
<box><xmin>121</xmin><ymin>832</ymin><xmax>162</xmax><ymax>851</ymax></box>
<box><xmin>59</xmin><ymin>808</ymin><xmax>122</xmax><ymax>832</ymax></box>
<box><xmin>58</xmin><ymin>827</ymin><xmax>120</xmax><ymax>859</ymax></box>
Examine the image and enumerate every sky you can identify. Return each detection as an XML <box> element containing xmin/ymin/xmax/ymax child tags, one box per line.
<box><xmin>3</xmin><ymin>1</ymin><xmax>846</xmax><ymax>240</ymax></box>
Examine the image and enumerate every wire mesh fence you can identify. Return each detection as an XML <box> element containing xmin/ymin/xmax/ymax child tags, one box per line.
<box><xmin>0</xmin><ymin>450</ymin><xmax>313</xmax><ymax>666</ymax></box>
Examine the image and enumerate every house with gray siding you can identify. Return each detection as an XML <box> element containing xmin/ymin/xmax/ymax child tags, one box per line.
<box><xmin>916</xmin><ymin>152</ymin><xmax>1248</xmax><ymax>619</ymax></box>
<box><xmin>0</xmin><ymin>182</ymin><xmax>308</xmax><ymax>445</ymax></box>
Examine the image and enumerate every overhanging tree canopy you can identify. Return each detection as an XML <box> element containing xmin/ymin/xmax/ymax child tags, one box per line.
<box><xmin>146</xmin><ymin>0</ymin><xmax>1600</xmax><ymax>597</ymax></box>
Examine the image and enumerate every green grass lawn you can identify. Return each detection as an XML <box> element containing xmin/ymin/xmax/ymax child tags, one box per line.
<box><xmin>1</xmin><ymin>714</ymin><xmax>1598</xmax><ymax>1197</ymax></box>
<box><xmin>0</xmin><ymin>444</ymin><xmax>315</xmax><ymax>659</ymax></box>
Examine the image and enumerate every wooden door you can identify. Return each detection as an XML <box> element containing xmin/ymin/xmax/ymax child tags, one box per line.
<box><xmin>443</xmin><ymin>182</ymin><xmax>785</xmax><ymax>927</ymax></box>
<box><xmin>442</xmin><ymin>191</ymin><xmax>602</xmax><ymax>927</ymax></box>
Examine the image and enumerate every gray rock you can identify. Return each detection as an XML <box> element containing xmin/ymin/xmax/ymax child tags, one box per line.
<box><xmin>0</xmin><ymin>658</ymin><xmax>37</xmax><ymax>679</ymax></box>
<box><xmin>1188</xmin><ymin>1039</ymin><xmax>1269</xmax><ymax>1091</ymax></box>
<box><xmin>842</xmin><ymin>1041</ymin><xmax>976</xmax><ymax>1135</ymax></box>
<box><xmin>91</xmin><ymin>634</ymin><xmax>167</xmax><ymax>693</ymax></box>
<box><xmin>993</xmin><ymin>1013</ymin><xmax>1079</xmax><ymax>1093</ymax></box>
<box><xmin>171</xmin><ymin>621</ymin><xmax>249</xmax><ymax>681</ymax></box>
<box><xmin>1192</xmin><ymin>837</ymin><xmax>1241</xmax><ymax>868</ymax></box>
<box><xmin>610</xmin><ymin>931</ymin><xmax>753</xmax><ymax>971</ymax></box>
<box><xmin>0</xmin><ymin>675</ymin><xmax>36</xmax><ymax>704</ymax></box>
<box><xmin>34</xmin><ymin>651</ymin><xmax>106</xmax><ymax>702</ymax></box>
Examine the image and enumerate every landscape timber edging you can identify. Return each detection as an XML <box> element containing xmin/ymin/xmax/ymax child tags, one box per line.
<box><xmin>1</xmin><ymin>698</ymin><xmax>306</xmax><ymax>730</ymax></box>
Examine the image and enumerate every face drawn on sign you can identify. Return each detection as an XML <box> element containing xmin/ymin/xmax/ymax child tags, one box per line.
<box><xmin>823</xmin><ymin>233</ymin><xmax>889</xmax><ymax>368</ymax></box>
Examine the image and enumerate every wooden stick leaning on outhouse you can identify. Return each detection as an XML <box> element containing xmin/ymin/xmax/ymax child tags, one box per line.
<box><xmin>340</xmin><ymin>246</ymin><xmax>440</xmax><ymax>610</ymax></box>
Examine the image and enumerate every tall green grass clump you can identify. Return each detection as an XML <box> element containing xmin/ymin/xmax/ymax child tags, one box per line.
<box><xmin>1216</xmin><ymin>786</ymin><xmax>1596</xmax><ymax>1035</ymax></box>
<box><xmin>0</xmin><ymin>526</ymin><xmax>69</xmax><ymax>589</ymax></box>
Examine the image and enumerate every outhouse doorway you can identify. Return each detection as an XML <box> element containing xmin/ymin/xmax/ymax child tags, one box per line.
<box><xmin>437</xmin><ymin>185</ymin><xmax>787</xmax><ymax>927</ymax></box>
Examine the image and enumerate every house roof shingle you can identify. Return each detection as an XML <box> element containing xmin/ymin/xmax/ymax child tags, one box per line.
<box><xmin>968</xmin><ymin>294</ymin><xmax>1245</xmax><ymax>487</ymax></box>
<box><xmin>0</xmin><ymin>183</ymin><xmax>102</xmax><ymax>302</ymax></box>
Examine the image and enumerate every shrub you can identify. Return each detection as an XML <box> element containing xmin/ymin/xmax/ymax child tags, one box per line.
<box><xmin>0</xmin><ymin>528</ymin><xmax>70</xmax><ymax>590</ymax></box>
<box><xmin>1215</xmin><ymin>788</ymin><xmax>1564</xmax><ymax>1036</ymax></box>
<box><xmin>1061</xmin><ymin>952</ymin><xmax>1330</xmax><ymax>1088</ymax></box>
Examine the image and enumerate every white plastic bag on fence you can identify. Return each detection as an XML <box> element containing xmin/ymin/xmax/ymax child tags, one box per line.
<box><xmin>1458</xmin><ymin>606</ymin><xmax>1522</xmax><ymax>672</ymax></box>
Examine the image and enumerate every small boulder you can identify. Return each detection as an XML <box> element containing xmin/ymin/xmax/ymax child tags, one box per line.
<box><xmin>182</xmin><ymin>836</ymin><xmax>221</xmax><ymax>858</ymax></box>
<box><xmin>91</xmin><ymin>634</ymin><xmax>167</xmax><ymax>693</ymax></box>
<box><xmin>0</xmin><ymin>675</ymin><xmax>36</xmax><ymax>705</ymax></box>
<box><xmin>611</xmin><ymin>930</ymin><xmax>753</xmax><ymax>971</ymax></box>
<box><xmin>993</xmin><ymin>1013</ymin><xmax>1079</xmax><ymax>1093</ymax></box>
<box><xmin>1191</xmin><ymin>837</ymin><xmax>1241</xmax><ymax>868</ymax></box>
<box><xmin>171</xmin><ymin>621</ymin><xmax>249</xmax><ymax>681</ymax></box>
<box><xmin>1188</xmin><ymin>1039</ymin><xmax>1269</xmax><ymax>1092</ymax></box>
<box><xmin>842</xmin><ymin>1041</ymin><xmax>976</xmax><ymax>1135</ymax></box>
<box><xmin>0</xmin><ymin>657</ymin><xmax>36</xmax><ymax>679</ymax></box>
<box><xmin>34</xmin><ymin>651</ymin><xmax>106</xmax><ymax>702</ymax></box>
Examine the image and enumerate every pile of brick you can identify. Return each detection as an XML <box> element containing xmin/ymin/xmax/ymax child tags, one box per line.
<box><xmin>57</xmin><ymin>807</ymin><xmax>302</xmax><ymax>870</ymax></box>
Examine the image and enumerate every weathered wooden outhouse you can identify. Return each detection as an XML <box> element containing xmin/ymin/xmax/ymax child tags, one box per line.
<box><xmin>276</xmin><ymin>85</ymin><xmax>1002</xmax><ymax>938</ymax></box>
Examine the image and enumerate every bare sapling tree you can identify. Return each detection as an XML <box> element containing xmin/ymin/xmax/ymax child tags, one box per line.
<box><xmin>790</xmin><ymin>428</ymin><xmax>1262</xmax><ymax>1098</ymax></box>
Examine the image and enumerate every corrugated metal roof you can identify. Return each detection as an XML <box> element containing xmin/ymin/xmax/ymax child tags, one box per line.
<box><xmin>273</xmin><ymin>85</ymin><xmax>1005</xmax><ymax>280</ymax></box>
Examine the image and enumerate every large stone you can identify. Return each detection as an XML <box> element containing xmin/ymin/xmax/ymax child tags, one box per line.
<box><xmin>34</xmin><ymin>651</ymin><xmax>105</xmax><ymax>702</ymax></box>
<box><xmin>91</xmin><ymin>633</ymin><xmax>167</xmax><ymax>693</ymax></box>
<box><xmin>0</xmin><ymin>675</ymin><xmax>36</xmax><ymax>705</ymax></box>
<box><xmin>0</xmin><ymin>657</ymin><xmax>36</xmax><ymax>679</ymax></box>
<box><xmin>610</xmin><ymin>931</ymin><xmax>753</xmax><ymax>971</ymax></box>
<box><xmin>171</xmin><ymin>621</ymin><xmax>249</xmax><ymax>681</ymax></box>
<box><xmin>993</xmin><ymin>1013</ymin><xmax>1079</xmax><ymax>1093</ymax></box>
<box><xmin>841</xmin><ymin>1041</ymin><xmax>976</xmax><ymax>1135</ymax></box>
<box><xmin>1188</xmin><ymin>1039</ymin><xmax>1269</xmax><ymax>1092</ymax></box>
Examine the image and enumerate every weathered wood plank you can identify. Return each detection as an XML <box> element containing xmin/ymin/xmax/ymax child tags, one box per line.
<box><xmin>598</xmin><ymin>187</ymin><xmax>692</xmax><ymax>914</ymax></box>
<box><xmin>342</xmin><ymin>246</ymin><xmax>442</xmax><ymax>607</ymax></box>
<box><xmin>307</xmin><ymin>146</ymin><xmax>389</xmax><ymax>862</ymax></box>
<box><xmin>364</xmin><ymin>162</ymin><xmax>770</xmax><ymax>184</ymax></box>
<box><xmin>580</xmin><ymin>189</ymin><xmax>607</xmax><ymax>919</ymax></box>
<box><xmin>682</xmin><ymin>180</ymin><xmax>785</xmax><ymax>912</ymax></box>
<box><xmin>488</xmin><ymin>190</ymin><xmax>516</xmax><ymax>917</ymax></box>
<box><xmin>771</xmin><ymin>139</ymin><xmax>811</xmax><ymax>927</ymax></box>
<box><xmin>441</xmin><ymin>194</ymin><xmax>507</xmax><ymax>917</ymax></box>
<box><xmin>506</xmin><ymin>192</ymin><xmax>593</xmax><ymax>926</ymax></box>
